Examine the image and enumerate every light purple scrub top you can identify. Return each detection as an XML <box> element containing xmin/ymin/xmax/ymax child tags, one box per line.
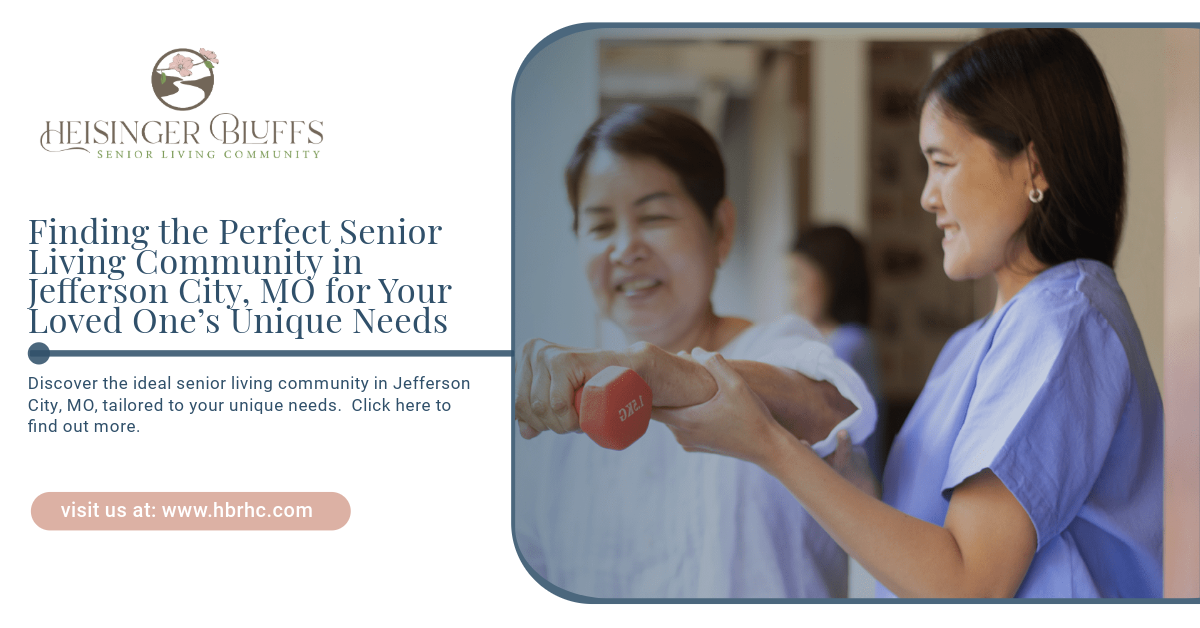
<box><xmin>880</xmin><ymin>259</ymin><xmax>1163</xmax><ymax>598</ymax></box>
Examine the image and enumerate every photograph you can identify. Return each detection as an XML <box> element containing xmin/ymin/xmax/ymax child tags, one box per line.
<box><xmin>512</xmin><ymin>26</ymin><xmax>1198</xmax><ymax>600</ymax></box>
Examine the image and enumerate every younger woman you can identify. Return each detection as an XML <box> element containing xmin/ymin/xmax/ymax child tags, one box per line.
<box><xmin>658</xmin><ymin>29</ymin><xmax>1163</xmax><ymax>598</ymax></box>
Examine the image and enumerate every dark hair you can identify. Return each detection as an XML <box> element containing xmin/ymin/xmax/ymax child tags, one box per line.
<box><xmin>565</xmin><ymin>104</ymin><xmax>726</xmax><ymax>232</ymax></box>
<box><xmin>920</xmin><ymin>28</ymin><xmax>1125</xmax><ymax>267</ymax></box>
<box><xmin>792</xmin><ymin>225</ymin><xmax>870</xmax><ymax>326</ymax></box>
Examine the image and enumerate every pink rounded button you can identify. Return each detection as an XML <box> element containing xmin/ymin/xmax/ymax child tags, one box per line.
<box><xmin>32</xmin><ymin>492</ymin><xmax>350</xmax><ymax>530</ymax></box>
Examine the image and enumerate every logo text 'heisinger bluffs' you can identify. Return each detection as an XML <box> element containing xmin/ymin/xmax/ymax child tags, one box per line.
<box><xmin>39</xmin><ymin>47</ymin><xmax>324</xmax><ymax>160</ymax></box>
<box><xmin>41</xmin><ymin>115</ymin><xmax>324</xmax><ymax>159</ymax></box>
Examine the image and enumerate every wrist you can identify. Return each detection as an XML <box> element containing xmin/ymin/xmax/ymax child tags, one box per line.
<box><xmin>757</xmin><ymin>420</ymin><xmax>808</xmax><ymax>477</ymax></box>
<box><xmin>624</xmin><ymin>341</ymin><xmax>658</xmax><ymax>387</ymax></box>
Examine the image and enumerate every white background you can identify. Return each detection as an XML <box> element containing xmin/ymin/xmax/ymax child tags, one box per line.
<box><xmin>1</xmin><ymin>1</ymin><xmax>1196</xmax><ymax>626</ymax></box>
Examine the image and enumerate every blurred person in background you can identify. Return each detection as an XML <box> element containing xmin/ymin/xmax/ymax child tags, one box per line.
<box><xmin>790</xmin><ymin>225</ymin><xmax>886</xmax><ymax>479</ymax></box>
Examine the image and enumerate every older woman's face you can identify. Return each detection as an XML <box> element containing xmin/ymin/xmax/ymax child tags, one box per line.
<box><xmin>576</xmin><ymin>149</ymin><xmax>726</xmax><ymax>346</ymax></box>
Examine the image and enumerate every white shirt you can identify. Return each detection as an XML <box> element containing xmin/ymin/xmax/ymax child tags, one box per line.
<box><xmin>514</xmin><ymin>314</ymin><xmax>876</xmax><ymax>598</ymax></box>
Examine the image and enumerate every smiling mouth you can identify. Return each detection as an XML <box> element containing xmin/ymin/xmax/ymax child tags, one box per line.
<box><xmin>615</xmin><ymin>278</ymin><xmax>661</xmax><ymax>296</ymax></box>
<box><xmin>942</xmin><ymin>225</ymin><xmax>960</xmax><ymax>240</ymax></box>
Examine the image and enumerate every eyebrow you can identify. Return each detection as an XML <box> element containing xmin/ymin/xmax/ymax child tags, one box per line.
<box><xmin>582</xmin><ymin>191</ymin><xmax>673</xmax><ymax>216</ymax></box>
<box><xmin>634</xmin><ymin>191</ymin><xmax>671</xmax><ymax>205</ymax></box>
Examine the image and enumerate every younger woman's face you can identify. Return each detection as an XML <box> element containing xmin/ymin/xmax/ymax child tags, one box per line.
<box><xmin>918</xmin><ymin>99</ymin><xmax>1039</xmax><ymax>286</ymax></box>
<box><xmin>575</xmin><ymin>149</ymin><xmax>730</xmax><ymax>347</ymax></box>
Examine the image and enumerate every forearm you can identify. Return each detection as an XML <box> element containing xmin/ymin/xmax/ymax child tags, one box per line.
<box><xmin>626</xmin><ymin>342</ymin><xmax>719</xmax><ymax>407</ymax></box>
<box><xmin>759</xmin><ymin>426</ymin><xmax>1020</xmax><ymax>598</ymax></box>
<box><xmin>629</xmin><ymin>343</ymin><xmax>855</xmax><ymax>444</ymax></box>
<box><xmin>732</xmin><ymin>360</ymin><xmax>857</xmax><ymax>445</ymax></box>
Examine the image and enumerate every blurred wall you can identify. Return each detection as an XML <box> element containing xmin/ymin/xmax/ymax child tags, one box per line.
<box><xmin>1163</xmin><ymin>27</ymin><xmax>1199</xmax><ymax>599</ymax></box>
<box><xmin>811</xmin><ymin>39</ymin><xmax>868</xmax><ymax>236</ymax></box>
<box><xmin>747</xmin><ymin>50</ymin><xmax>799</xmax><ymax>324</ymax></box>
<box><xmin>513</xmin><ymin>30</ymin><xmax>599</xmax><ymax>351</ymax></box>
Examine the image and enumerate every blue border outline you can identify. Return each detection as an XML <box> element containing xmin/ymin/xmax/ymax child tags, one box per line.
<box><xmin>32</xmin><ymin>349</ymin><xmax>509</xmax><ymax>358</ymax></box>
<box><xmin>509</xmin><ymin>22</ymin><xmax>1200</xmax><ymax>604</ymax></box>
<box><xmin>25</xmin><ymin>343</ymin><xmax>509</xmax><ymax>364</ymax></box>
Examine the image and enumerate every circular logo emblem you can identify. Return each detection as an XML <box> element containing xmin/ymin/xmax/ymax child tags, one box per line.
<box><xmin>151</xmin><ymin>48</ymin><xmax>218</xmax><ymax>111</ymax></box>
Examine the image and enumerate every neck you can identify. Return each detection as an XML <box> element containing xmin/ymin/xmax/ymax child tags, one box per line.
<box><xmin>813</xmin><ymin>316</ymin><xmax>839</xmax><ymax>336</ymax></box>
<box><xmin>628</xmin><ymin>306</ymin><xmax>747</xmax><ymax>354</ymax></box>
<box><xmin>992</xmin><ymin>245</ymin><xmax>1048</xmax><ymax>314</ymax></box>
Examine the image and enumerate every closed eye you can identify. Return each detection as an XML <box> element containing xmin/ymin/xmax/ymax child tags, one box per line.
<box><xmin>923</xmin><ymin>148</ymin><xmax>952</xmax><ymax>169</ymax></box>
<box><xmin>587</xmin><ymin>222</ymin><xmax>615</xmax><ymax>236</ymax></box>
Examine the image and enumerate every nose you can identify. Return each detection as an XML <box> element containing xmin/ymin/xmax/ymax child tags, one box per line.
<box><xmin>920</xmin><ymin>173</ymin><xmax>940</xmax><ymax>214</ymax></box>
<box><xmin>609</xmin><ymin>221</ymin><xmax>648</xmax><ymax>265</ymax></box>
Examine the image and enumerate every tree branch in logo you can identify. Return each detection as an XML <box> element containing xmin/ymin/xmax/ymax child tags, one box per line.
<box><xmin>158</xmin><ymin>48</ymin><xmax>219</xmax><ymax>83</ymax></box>
<box><xmin>152</xmin><ymin>47</ymin><xmax>220</xmax><ymax>111</ymax></box>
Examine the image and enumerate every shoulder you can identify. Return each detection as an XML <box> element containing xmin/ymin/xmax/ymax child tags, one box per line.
<box><xmin>958</xmin><ymin>261</ymin><xmax>1137</xmax><ymax>447</ymax></box>
<box><xmin>964</xmin><ymin>260</ymin><xmax>1136</xmax><ymax>439</ymax></box>
<box><xmin>719</xmin><ymin>313</ymin><xmax>844</xmax><ymax>394</ymax></box>
<box><xmin>828</xmin><ymin>323</ymin><xmax>870</xmax><ymax>347</ymax></box>
<box><xmin>721</xmin><ymin>314</ymin><xmax>824</xmax><ymax>359</ymax></box>
<box><xmin>1003</xmin><ymin>260</ymin><xmax>1129</xmax><ymax>320</ymax></box>
<box><xmin>1004</xmin><ymin>260</ymin><xmax>1095</xmax><ymax>317</ymax></box>
<box><xmin>992</xmin><ymin>260</ymin><xmax>1128</xmax><ymax>357</ymax></box>
<box><xmin>827</xmin><ymin>323</ymin><xmax>877</xmax><ymax>364</ymax></box>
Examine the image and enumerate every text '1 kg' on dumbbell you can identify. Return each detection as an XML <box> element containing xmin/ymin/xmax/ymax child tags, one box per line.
<box><xmin>573</xmin><ymin>366</ymin><xmax>653</xmax><ymax>450</ymax></box>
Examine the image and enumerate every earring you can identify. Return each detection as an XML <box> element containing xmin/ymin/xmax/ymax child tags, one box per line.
<box><xmin>1029</xmin><ymin>188</ymin><xmax>1044</xmax><ymax>203</ymax></box>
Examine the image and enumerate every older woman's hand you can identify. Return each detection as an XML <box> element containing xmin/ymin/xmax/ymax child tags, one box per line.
<box><xmin>514</xmin><ymin>338</ymin><xmax>634</xmax><ymax>439</ymax></box>
<box><xmin>514</xmin><ymin>340</ymin><xmax>851</xmax><ymax>449</ymax></box>
<box><xmin>654</xmin><ymin>348</ymin><xmax>791</xmax><ymax>468</ymax></box>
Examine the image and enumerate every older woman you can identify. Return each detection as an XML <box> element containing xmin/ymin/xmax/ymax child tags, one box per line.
<box><xmin>658</xmin><ymin>29</ymin><xmax>1163</xmax><ymax>598</ymax></box>
<box><xmin>514</xmin><ymin>105</ymin><xmax>875</xmax><ymax>598</ymax></box>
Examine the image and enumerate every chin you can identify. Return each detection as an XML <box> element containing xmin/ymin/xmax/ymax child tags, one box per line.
<box><xmin>616</xmin><ymin>316</ymin><xmax>680</xmax><ymax>346</ymax></box>
<box><xmin>942</xmin><ymin>259</ymin><xmax>970</xmax><ymax>282</ymax></box>
<box><xmin>619</xmin><ymin>316</ymin><xmax>666</xmax><ymax>337</ymax></box>
<box><xmin>944</xmin><ymin>258</ymin><xmax>994</xmax><ymax>283</ymax></box>
<box><xmin>610</xmin><ymin>310</ymin><xmax>655</xmax><ymax>333</ymax></box>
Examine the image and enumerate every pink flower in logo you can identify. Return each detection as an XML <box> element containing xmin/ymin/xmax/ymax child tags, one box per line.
<box><xmin>171</xmin><ymin>54</ymin><xmax>194</xmax><ymax>77</ymax></box>
<box><xmin>199</xmin><ymin>48</ymin><xmax>219</xmax><ymax>64</ymax></box>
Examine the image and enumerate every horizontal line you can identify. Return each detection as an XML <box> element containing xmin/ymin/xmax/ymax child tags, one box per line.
<box><xmin>33</xmin><ymin>349</ymin><xmax>511</xmax><ymax>358</ymax></box>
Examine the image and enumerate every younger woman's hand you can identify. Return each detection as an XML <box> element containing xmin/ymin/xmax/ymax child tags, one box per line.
<box><xmin>654</xmin><ymin>349</ymin><xmax>788</xmax><ymax>467</ymax></box>
<box><xmin>826</xmin><ymin>430</ymin><xmax>881</xmax><ymax>498</ymax></box>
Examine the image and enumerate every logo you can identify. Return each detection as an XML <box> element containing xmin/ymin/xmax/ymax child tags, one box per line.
<box><xmin>40</xmin><ymin>46</ymin><xmax>324</xmax><ymax>159</ymax></box>
<box><xmin>151</xmin><ymin>48</ymin><xmax>219</xmax><ymax>111</ymax></box>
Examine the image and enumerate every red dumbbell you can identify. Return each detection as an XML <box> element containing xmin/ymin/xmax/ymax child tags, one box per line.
<box><xmin>573</xmin><ymin>366</ymin><xmax>653</xmax><ymax>450</ymax></box>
